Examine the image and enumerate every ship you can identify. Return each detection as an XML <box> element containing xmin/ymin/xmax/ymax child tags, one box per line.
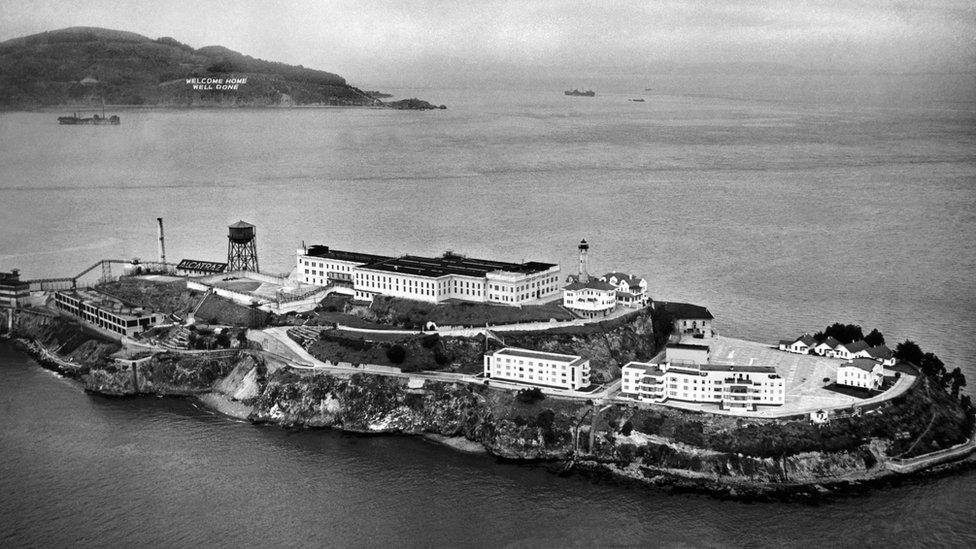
<box><xmin>58</xmin><ymin>112</ymin><xmax>120</xmax><ymax>125</ymax></box>
<box><xmin>564</xmin><ymin>89</ymin><xmax>595</xmax><ymax>97</ymax></box>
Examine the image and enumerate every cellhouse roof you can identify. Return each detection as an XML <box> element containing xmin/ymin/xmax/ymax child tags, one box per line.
<box><xmin>304</xmin><ymin>245</ymin><xmax>393</xmax><ymax>265</ymax></box>
<box><xmin>359</xmin><ymin>253</ymin><xmax>557</xmax><ymax>279</ymax></box>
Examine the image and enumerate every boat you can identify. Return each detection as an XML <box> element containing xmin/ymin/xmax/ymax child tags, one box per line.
<box><xmin>58</xmin><ymin>112</ymin><xmax>120</xmax><ymax>125</ymax></box>
<box><xmin>629</xmin><ymin>98</ymin><xmax>645</xmax><ymax>102</ymax></box>
<box><xmin>564</xmin><ymin>89</ymin><xmax>595</xmax><ymax>97</ymax></box>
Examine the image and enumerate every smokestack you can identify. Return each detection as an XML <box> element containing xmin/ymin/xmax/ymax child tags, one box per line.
<box><xmin>578</xmin><ymin>239</ymin><xmax>589</xmax><ymax>283</ymax></box>
<box><xmin>157</xmin><ymin>217</ymin><xmax>166</xmax><ymax>264</ymax></box>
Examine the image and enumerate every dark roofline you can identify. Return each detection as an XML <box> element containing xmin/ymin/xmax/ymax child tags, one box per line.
<box><xmin>667</xmin><ymin>343</ymin><xmax>710</xmax><ymax>350</ymax></box>
<box><xmin>359</xmin><ymin>254</ymin><xmax>557</xmax><ymax>279</ymax></box>
<box><xmin>659</xmin><ymin>301</ymin><xmax>714</xmax><ymax>320</ymax></box>
<box><xmin>304</xmin><ymin>245</ymin><xmax>394</xmax><ymax>265</ymax></box>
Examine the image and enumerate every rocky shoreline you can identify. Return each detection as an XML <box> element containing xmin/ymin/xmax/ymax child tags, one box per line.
<box><xmin>4</xmin><ymin>311</ymin><xmax>974</xmax><ymax>502</ymax></box>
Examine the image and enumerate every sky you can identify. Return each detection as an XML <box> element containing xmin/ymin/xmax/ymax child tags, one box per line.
<box><xmin>1</xmin><ymin>0</ymin><xmax>974</xmax><ymax>87</ymax></box>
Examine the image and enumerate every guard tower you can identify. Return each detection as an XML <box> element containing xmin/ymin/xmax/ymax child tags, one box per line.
<box><xmin>578</xmin><ymin>239</ymin><xmax>589</xmax><ymax>283</ymax></box>
<box><xmin>227</xmin><ymin>220</ymin><xmax>259</xmax><ymax>272</ymax></box>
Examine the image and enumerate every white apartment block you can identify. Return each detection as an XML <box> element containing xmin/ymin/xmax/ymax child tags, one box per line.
<box><xmin>296</xmin><ymin>246</ymin><xmax>560</xmax><ymax>306</ymax></box>
<box><xmin>483</xmin><ymin>347</ymin><xmax>590</xmax><ymax>391</ymax></box>
<box><xmin>621</xmin><ymin>344</ymin><xmax>785</xmax><ymax>411</ymax></box>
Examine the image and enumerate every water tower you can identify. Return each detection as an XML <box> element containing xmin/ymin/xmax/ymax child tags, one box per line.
<box><xmin>227</xmin><ymin>220</ymin><xmax>259</xmax><ymax>272</ymax></box>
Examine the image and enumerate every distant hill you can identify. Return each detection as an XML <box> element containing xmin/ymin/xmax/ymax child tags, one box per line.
<box><xmin>0</xmin><ymin>26</ymin><xmax>382</xmax><ymax>108</ymax></box>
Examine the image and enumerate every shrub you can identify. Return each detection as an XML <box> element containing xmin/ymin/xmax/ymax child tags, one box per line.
<box><xmin>433</xmin><ymin>349</ymin><xmax>450</xmax><ymax>366</ymax></box>
<box><xmin>421</xmin><ymin>334</ymin><xmax>441</xmax><ymax>348</ymax></box>
<box><xmin>616</xmin><ymin>442</ymin><xmax>638</xmax><ymax>462</ymax></box>
<box><xmin>516</xmin><ymin>387</ymin><xmax>545</xmax><ymax>404</ymax></box>
<box><xmin>536</xmin><ymin>409</ymin><xmax>555</xmax><ymax>430</ymax></box>
<box><xmin>386</xmin><ymin>344</ymin><xmax>407</xmax><ymax>364</ymax></box>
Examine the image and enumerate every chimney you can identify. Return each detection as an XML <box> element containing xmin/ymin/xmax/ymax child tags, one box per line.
<box><xmin>157</xmin><ymin>217</ymin><xmax>167</xmax><ymax>265</ymax></box>
<box><xmin>578</xmin><ymin>239</ymin><xmax>589</xmax><ymax>283</ymax></box>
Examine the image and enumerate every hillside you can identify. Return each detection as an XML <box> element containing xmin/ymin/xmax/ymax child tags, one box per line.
<box><xmin>0</xmin><ymin>27</ymin><xmax>383</xmax><ymax>108</ymax></box>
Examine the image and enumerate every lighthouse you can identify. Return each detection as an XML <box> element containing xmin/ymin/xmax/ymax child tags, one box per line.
<box><xmin>578</xmin><ymin>239</ymin><xmax>589</xmax><ymax>283</ymax></box>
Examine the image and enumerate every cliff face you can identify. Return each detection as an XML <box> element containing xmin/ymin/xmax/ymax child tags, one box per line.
<box><xmin>9</xmin><ymin>306</ymin><xmax>970</xmax><ymax>498</ymax></box>
<box><xmin>501</xmin><ymin>309</ymin><xmax>657</xmax><ymax>382</ymax></box>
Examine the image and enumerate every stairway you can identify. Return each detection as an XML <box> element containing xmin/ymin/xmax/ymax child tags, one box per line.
<box><xmin>160</xmin><ymin>326</ymin><xmax>191</xmax><ymax>350</ymax></box>
<box><xmin>286</xmin><ymin>326</ymin><xmax>322</xmax><ymax>349</ymax></box>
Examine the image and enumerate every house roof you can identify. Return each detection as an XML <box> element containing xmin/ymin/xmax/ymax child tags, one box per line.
<box><xmin>659</xmin><ymin>301</ymin><xmax>714</xmax><ymax>320</ymax></box>
<box><xmin>564</xmin><ymin>279</ymin><xmax>616</xmax><ymax>291</ymax></box>
<box><xmin>842</xmin><ymin>340</ymin><xmax>870</xmax><ymax>353</ymax></box>
<box><xmin>813</xmin><ymin>336</ymin><xmax>839</xmax><ymax>349</ymax></box>
<box><xmin>844</xmin><ymin>358</ymin><xmax>882</xmax><ymax>373</ymax></box>
<box><xmin>601</xmin><ymin>272</ymin><xmax>644</xmax><ymax>286</ymax></box>
<box><xmin>779</xmin><ymin>339</ymin><xmax>795</xmax><ymax>346</ymax></box>
<box><xmin>796</xmin><ymin>335</ymin><xmax>816</xmax><ymax>346</ymax></box>
<box><xmin>867</xmin><ymin>345</ymin><xmax>893</xmax><ymax>360</ymax></box>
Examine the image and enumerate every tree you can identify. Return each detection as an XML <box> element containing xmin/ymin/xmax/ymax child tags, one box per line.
<box><xmin>919</xmin><ymin>352</ymin><xmax>945</xmax><ymax>380</ymax></box>
<box><xmin>386</xmin><ymin>344</ymin><xmax>407</xmax><ymax>364</ymax></box>
<box><xmin>215</xmin><ymin>332</ymin><xmax>231</xmax><ymax>348</ymax></box>
<box><xmin>433</xmin><ymin>349</ymin><xmax>450</xmax><ymax>366</ymax></box>
<box><xmin>620</xmin><ymin>420</ymin><xmax>634</xmax><ymax>436</ymax></box>
<box><xmin>864</xmin><ymin>328</ymin><xmax>885</xmax><ymax>347</ymax></box>
<box><xmin>822</xmin><ymin>323</ymin><xmax>864</xmax><ymax>344</ymax></box>
<box><xmin>895</xmin><ymin>340</ymin><xmax>924</xmax><ymax>366</ymax></box>
<box><xmin>949</xmin><ymin>367</ymin><xmax>967</xmax><ymax>398</ymax></box>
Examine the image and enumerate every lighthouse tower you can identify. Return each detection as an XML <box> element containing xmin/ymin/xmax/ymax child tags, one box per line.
<box><xmin>578</xmin><ymin>239</ymin><xmax>589</xmax><ymax>283</ymax></box>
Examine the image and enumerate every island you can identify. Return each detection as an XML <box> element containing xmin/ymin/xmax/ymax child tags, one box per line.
<box><xmin>1</xmin><ymin>228</ymin><xmax>973</xmax><ymax>501</ymax></box>
<box><xmin>0</xmin><ymin>27</ymin><xmax>444</xmax><ymax>110</ymax></box>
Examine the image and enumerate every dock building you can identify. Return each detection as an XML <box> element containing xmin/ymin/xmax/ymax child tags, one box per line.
<box><xmin>54</xmin><ymin>290</ymin><xmax>164</xmax><ymax>338</ymax></box>
<box><xmin>659</xmin><ymin>302</ymin><xmax>715</xmax><ymax>339</ymax></box>
<box><xmin>483</xmin><ymin>347</ymin><xmax>590</xmax><ymax>391</ymax></box>
<box><xmin>621</xmin><ymin>343</ymin><xmax>785</xmax><ymax>411</ymax></box>
<box><xmin>0</xmin><ymin>269</ymin><xmax>30</xmax><ymax>308</ymax></box>
<box><xmin>296</xmin><ymin>246</ymin><xmax>560</xmax><ymax>306</ymax></box>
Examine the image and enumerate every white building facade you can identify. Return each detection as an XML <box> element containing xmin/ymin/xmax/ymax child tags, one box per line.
<box><xmin>297</xmin><ymin>246</ymin><xmax>560</xmax><ymax>306</ymax></box>
<box><xmin>483</xmin><ymin>347</ymin><xmax>590</xmax><ymax>391</ymax></box>
<box><xmin>779</xmin><ymin>334</ymin><xmax>816</xmax><ymax>354</ymax></box>
<box><xmin>621</xmin><ymin>344</ymin><xmax>785</xmax><ymax>411</ymax></box>
<box><xmin>837</xmin><ymin>358</ymin><xmax>884</xmax><ymax>390</ymax></box>
<box><xmin>562</xmin><ymin>278</ymin><xmax>617</xmax><ymax>318</ymax></box>
<box><xmin>599</xmin><ymin>272</ymin><xmax>649</xmax><ymax>308</ymax></box>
